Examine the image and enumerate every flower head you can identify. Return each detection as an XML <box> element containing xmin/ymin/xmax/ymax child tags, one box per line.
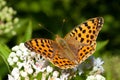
<box><xmin>8</xmin><ymin>43</ymin><xmax>105</xmax><ymax>80</ymax></box>
<box><xmin>0</xmin><ymin>0</ymin><xmax>19</xmax><ymax>35</ymax></box>
<box><xmin>8</xmin><ymin>43</ymin><xmax>47</xmax><ymax>80</ymax></box>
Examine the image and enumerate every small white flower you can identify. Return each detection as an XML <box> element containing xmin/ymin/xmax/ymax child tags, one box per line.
<box><xmin>9</xmin><ymin>52</ymin><xmax>16</xmax><ymax>57</ymax></box>
<box><xmin>8</xmin><ymin>75</ymin><xmax>14</xmax><ymax>80</ymax></box>
<box><xmin>11</xmin><ymin>31</ymin><xmax>16</xmax><ymax>35</ymax></box>
<box><xmin>13</xmin><ymin>56</ymin><xmax>18</xmax><ymax>62</ymax></box>
<box><xmin>17</xmin><ymin>62</ymin><xmax>23</xmax><ymax>69</ymax></box>
<box><xmin>20</xmin><ymin>70</ymin><xmax>28</xmax><ymax>77</ymax></box>
<box><xmin>46</xmin><ymin>66</ymin><xmax>53</xmax><ymax>73</ymax></box>
<box><xmin>55</xmin><ymin>78</ymin><xmax>61</xmax><ymax>80</ymax></box>
<box><xmin>1</xmin><ymin>1</ymin><xmax>6</xmax><ymax>6</ymax></box>
<box><xmin>12</xmin><ymin>46</ymin><xmax>19</xmax><ymax>51</ymax></box>
<box><xmin>33</xmin><ymin>62</ymin><xmax>46</xmax><ymax>73</ymax></box>
<box><xmin>94</xmin><ymin>58</ymin><xmax>104</xmax><ymax>67</ymax></box>
<box><xmin>90</xmin><ymin>57</ymin><xmax>104</xmax><ymax>75</ymax></box>
<box><xmin>11</xmin><ymin>67</ymin><xmax>19</xmax><ymax>75</ymax></box>
<box><xmin>19</xmin><ymin>43</ymin><xmax>24</xmax><ymax>48</ymax></box>
<box><xmin>11</xmin><ymin>67</ymin><xmax>20</xmax><ymax>79</ymax></box>
<box><xmin>86</xmin><ymin>75</ymin><xmax>95</xmax><ymax>80</ymax></box>
<box><xmin>78</xmin><ymin>69</ymin><xmax>83</xmax><ymax>75</ymax></box>
<box><xmin>96</xmin><ymin>74</ymin><xmax>105</xmax><ymax>80</ymax></box>
<box><xmin>53</xmin><ymin>71</ymin><xmax>59</xmax><ymax>77</ymax></box>
<box><xmin>30</xmin><ymin>52</ymin><xmax>36</xmax><ymax>57</ymax></box>
<box><xmin>92</xmin><ymin>66</ymin><xmax>104</xmax><ymax>74</ymax></box>
<box><xmin>19</xmin><ymin>55</ymin><xmax>25</xmax><ymax>60</ymax></box>
<box><xmin>25</xmin><ymin>76</ymin><xmax>29</xmax><ymax>80</ymax></box>
<box><xmin>6</xmin><ymin>14</ymin><xmax>12</xmax><ymax>21</ymax></box>
<box><xmin>48</xmin><ymin>77</ymin><xmax>60</xmax><ymax>80</ymax></box>
<box><xmin>60</xmin><ymin>73</ymin><xmax>69</xmax><ymax>80</ymax></box>
<box><xmin>16</xmin><ymin>50</ymin><xmax>22</xmax><ymax>57</ymax></box>
<box><xmin>14</xmin><ymin>17</ymin><xmax>19</xmax><ymax>23</ymax></box>
<box><xmin>9</xmin><ymin>61</ymin><xmax>14</xmax><ymax>66</ymax></box>
<box><xmin>23</xmin><ymin>51</ymin><xmax>29</xmax><ymax>56</ymax></box>
<box><xmin>86</xmin><ymin>74</ymin><xmax>105</xmax><ymax>80</ymax></box>
<box><xmin>48</xmin><ymin>71</ymin><xmax>60</xmax><ymax>80</ymax></box>
<box><xmin>7</xmin><ymin>57</ymin><xmax>14</xmax><ymax>65</ymax></box>
<box><xmin>41</xmin><ymin>72</ymin><xmax>47</xmax><ymax>80</ymax></box>
<box><xmin>27</xmin><ymin>67</ymin><xmax>33</xmax><ymax>74</ymax></box>
<box><xmin>19</xmin><ymin>43</ymin><xmax>28</xmax><ymax>52</ymax></box>
<box><xmin>8</xmin><ymin>7</ymin><xmax>14</xmax><ymax>14</ymax></box>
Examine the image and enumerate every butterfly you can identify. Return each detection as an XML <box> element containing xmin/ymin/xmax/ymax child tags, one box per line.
<box><xmin>24</xmin><ymin>17</ymin><xmax>104</xmax><ymax>69</ymax></box>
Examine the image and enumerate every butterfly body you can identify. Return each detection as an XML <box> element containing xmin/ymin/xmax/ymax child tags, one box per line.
<box><xmin>25</xmin><ymin>17</ymin><xmax>104</xmax><ymax>69</ymax></box>
<box><xmin>55</xmin><ymin>35</ymin><xmax>78</xmax><ymax>64</ymax></box>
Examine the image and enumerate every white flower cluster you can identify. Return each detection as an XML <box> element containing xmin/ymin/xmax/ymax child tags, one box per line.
<box><xmin>86</xmin><ymin>74</ymin><xmax>105</xmax><ymax>80</ymax></box>
<box><xmin>8</xmin><ymin>43</ymin><xmax>70</xmax><ymax>80</ymax></box>
<box><xmin>0</xmin><ymin>0</ymin><xmax>19</xmax><ymax>35</ymax></box>
<box><xmin>86</xmin><ymin>57</ymin><xmax>105</xmax><ymax>80</ymax></box>
<box><xmin>8</xmin><ymin>43</ymin><xmax>105</xmax><ymax>80</ymax></box>
<box><xmin>91</xmin><ymin>58</ymin><xmax>104</xmax><ymax>74</ymax></box>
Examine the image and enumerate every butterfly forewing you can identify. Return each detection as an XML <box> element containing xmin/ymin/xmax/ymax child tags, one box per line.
<box><xmin>25</xmin><ymin>38</ymin><xmax>55</xmax><ymax>59</ymax></box>
<box><xmin>64</xmin><ymin>17</ymin><xmax>104</xmax><ymax>64</ymax></box>
<box><xmin>64</xmin><ymin>17</ymin><xmax>104</xmax><ymax>45</ymax></box>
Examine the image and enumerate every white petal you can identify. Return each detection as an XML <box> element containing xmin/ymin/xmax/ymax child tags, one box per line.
<box><xmin>11</xmin><ymin>67</ymin><xmax>19</xmax><ymax>75</ymax></box>
<box><xmin>16</xmin><ymin>50</ymin><xmax>22</xmax><ymax>57</ymax></box>
<box><xmin>20</xmin><ymin>70</ymin><xmax>28</xmax><ymax>77</ymax></box>
<box><xmin>12</xmin><ymin>46</ymin><xmax>19</xmax><ymax>51</ymax></box>
<box><xmin>13</xmin><ymin>56</ymin><xmax>18</xmax><ymax>62</ymax></box>
<box><xmin>7</xmin><ymin>57</ymin><xmax>12</xmax><ymax>64</ymax></box>
<box><xmin>27</xmin><ymin>68</ymin><xmax>33</xmax><ymax>74</ymax></box>
<box><xmin>23</xmin><ymin>51</ymin><xmax>29</xmax><ymax>56</ymax></box>
<box><xmin>9</xmin><ymin>60</ymin><xmax>14</xmax><ymax>65</ymax></box>
<box><xmin>53</xmin><ymin>71</ymin><xmax>59</xmax><ymax>77</ymax></box>
<box><xmin>86</xmin><ymin>75</ymin><xmax>95</xmax><ymax>80</ymax></box>
<box><xmin>19</xmin><ymin>43</ymin><xmax>28</xmax><ymax>52</ymax></box>
<box><xmin>96</xmin><ymin>74</ymin><xmax>105</xmax><ymax>80</ymax></box>
<box><xmin>9</xmin><ymin>52</ymin><xmax>16</xmax><ymax>57</ymax></box>
<box><xmin>30</xmin><ymin>52</ymin><xmax>36</xmax><ymax>57</ymax></box>
<box><xmin>17</xmin><ymin>62</ymin><xmax>23</xmax><ymax>69</ymax></box>
<box><xmin>8</xmin><ymin>74</ymin><xmax>14</xmax><ymax>80</ymax></box>
<box><xmin>46</xmin><ymin>66</ymin><xmax>53</xmax><ymax>73</ymax></box>
<box><xmin>94</xmin><ymin>58</ymin><xmax>104</xmax><ymax>67</ymax></box>
<box><xmin>11</xmin><ymin>67</ymin><xmax>20</xmax><ymax>79</ymax></box>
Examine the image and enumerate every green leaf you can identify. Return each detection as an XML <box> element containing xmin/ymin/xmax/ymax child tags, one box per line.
<box><xmin>36</xmin><ymin>72</ymin><xmax>42</xmax><ymax>80</ymax></box>
<box><xmin>21</xmin><ymin>20</ymin><xmax>32</xmax><ymax>42</ymax></box>
<box><xmin>96</xmin><ymin>40</ymin><xmax>109</xmax><ymax>51</ymax></box>
<box><xmin>0</xmin><ymin>42</ymin><xmax>11</xmax><ymax>72</ymax></box>
<box><xmin>0</xmin><ymin>43</ymin><xmax>11</xmax><ymax>59</ymax></box>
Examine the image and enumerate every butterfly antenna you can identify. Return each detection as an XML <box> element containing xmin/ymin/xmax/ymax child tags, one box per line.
<box><xmin>60</xmin><ymin>18</ymin><xmax>67</xmax><ymax>36</ymax></box>
<box><xmin>38</xmin><ymin>24</ymin><xmax>56</xmax><ymax>37</ymax></box>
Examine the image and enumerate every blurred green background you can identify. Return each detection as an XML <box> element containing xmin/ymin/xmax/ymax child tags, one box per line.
<box><xmin>0</xmin><ymin>0</ymin><xmax>120</xmax><ymax>80</ymax></box>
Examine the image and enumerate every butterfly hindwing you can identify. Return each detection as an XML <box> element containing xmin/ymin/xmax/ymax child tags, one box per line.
<box><xmin>77</xmin><ymin>42</ymin><xmax>96</xmax><ymax>63</ymax></box>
